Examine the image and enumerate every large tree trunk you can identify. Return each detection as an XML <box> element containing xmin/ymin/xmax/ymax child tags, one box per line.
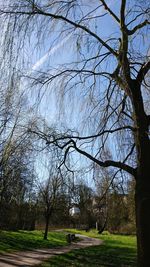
<box><xmin>135</xmin><ymin>152</ymin><xmax>150</xmax><ymax>267</ymax></box>
<box><xmin>135</xmin><ymin>180</ymin><xmax>150</xmax><ymax>266</ymax></box>
<box><xmin>134</xmin><ymin>113</ymin><xmax>150</xmax><ymax>266</ymax></box>
<box><xmin>130</xmin><ymin>79</ymin><xmax>150</xmax><ymax>266</ymax></box>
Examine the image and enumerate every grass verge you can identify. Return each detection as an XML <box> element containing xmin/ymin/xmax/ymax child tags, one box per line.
<box><xmin>0</xmin><ymin>230</ymin><xmax>67</xmax><ymax>253</ymax></box>
<box><xmin>38</xmin><ymin>229</ymin><xmax>137</xmax><ymax>267</ymax></box>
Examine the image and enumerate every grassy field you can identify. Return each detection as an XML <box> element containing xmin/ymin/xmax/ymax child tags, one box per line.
<box><xmin>0</xmin><ymin>230</ymin><xmax>67</xmax><ymax>253</ymax></box>
<box><xmin>38</xmin><ymin>230</ymin><xmax>137</xmax><ymax>267</ymax></box>
<box><xmin>0</xmin><ymin>229</ymin><xmax>137</xmax><ymax>266</ymax></box>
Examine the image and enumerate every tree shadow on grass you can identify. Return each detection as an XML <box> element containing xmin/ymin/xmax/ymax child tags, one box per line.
<box><xmin>0</xmin><ymin>231</ymin><xmax>66</xmax><ymax>252</ymax></box>
<box><xmin>41</xmin><ymin>243</ymin><xmax>137</xmax><ymax>267</ymax></box>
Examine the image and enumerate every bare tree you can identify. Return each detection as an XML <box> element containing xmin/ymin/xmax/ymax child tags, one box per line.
<box><xmin>0</xmin><ymin>1</ymin><xmax>150</xmax><ymax>265</ymax></box>
<box><xmin>38</xmin><ymin>165</ymin><xmax>62</xmax><ymax>240</ymax></box>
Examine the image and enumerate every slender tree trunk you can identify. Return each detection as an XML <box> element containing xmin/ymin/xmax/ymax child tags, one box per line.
<box><xmin>98</xmin><ymin>216</ymin><xmax>107</xmax><ymax>234</ymax></box>
<box><xmin>44</xmin><ymin>214</ymin><xmax>50</xmax><ymax>240</ymax></box>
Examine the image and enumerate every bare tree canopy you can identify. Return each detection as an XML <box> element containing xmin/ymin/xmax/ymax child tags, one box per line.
<box><xmin>0</xmin><ymin>1</ymin><xmax>150</xmax><ymax>266</ymax></box>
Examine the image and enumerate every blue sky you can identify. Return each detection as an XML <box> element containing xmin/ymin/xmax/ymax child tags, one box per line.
<box><xmin>24</xmin><ymin>1</ymin><xmax>119</xmax><ymax>127</ymax></box>
<box><xmin>25</xmin><ymin>0</ymin><xmax>120</xmax><ymax>184</ymax></box>
<box><xmin>1</xmin><ymin>0</ymin><xmax>148</xmax><ymax>186</ymax></box>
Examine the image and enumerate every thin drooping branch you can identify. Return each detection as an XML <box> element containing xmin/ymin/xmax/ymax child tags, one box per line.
<box><xmin>126</xmin><ymin>9</ymin><xmax>149</xmax><ymax>27</ymax></box>
<box><xmin>0</xmin><ymin>7</ymin><xmax>118</xmax><ymax>57</ymax></box>
<box><xmin>42</xmin><ymin>69</ymin><xmax>110</xmax><ymax>84</ymax></box>
<box><xmin>123</xmin><ymin>144</ymin><xmax>135</xmax><ymax>163</ymax></box>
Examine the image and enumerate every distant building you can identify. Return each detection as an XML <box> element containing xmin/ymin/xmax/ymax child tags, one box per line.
<box><xmin>69</xmin><ymin>206</ymin><xmax>80</xmax><ymax>216</ymax></box>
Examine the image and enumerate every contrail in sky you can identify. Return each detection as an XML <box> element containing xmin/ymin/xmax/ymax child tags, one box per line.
<box><xmin>31</xmin><ymin>1</ymin><xmax>113</xmax><ymax>71</ymax></box>
<box><xmin>32</xmin><ymin>31</ymin><xmax>74</xmax><ymax>71</ymax></box>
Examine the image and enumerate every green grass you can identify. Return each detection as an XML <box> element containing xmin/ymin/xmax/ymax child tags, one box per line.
<box><xmin>38</xmin><ymin>229</ymin><xmax>137</xmax><ymax>267</ymax></box>
<box><xmin>0</xmin><ymin>230</ymin><xmax>67</xmax><ymax>253</ymax></box>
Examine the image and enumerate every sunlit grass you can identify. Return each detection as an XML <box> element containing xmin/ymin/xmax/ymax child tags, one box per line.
<box><xmin>0</xmin><ymin>230</ymin><xmax>67</xmax><ymax>253</ymax></box>
<box><xmin>39</xmin><ymin>229</ymin><xmax>137</xmax><ymax>267</ymax></box>
<box><xmin>0</xmin><ymin>229</ymin><xmax>137</xmax><ymax>266</ymax></box>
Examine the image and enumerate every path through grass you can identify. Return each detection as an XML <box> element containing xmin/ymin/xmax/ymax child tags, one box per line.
<box><xmin>39</xmin><ymin>230</ymin><xmax>137</xmax><ymax>267</ymax></box>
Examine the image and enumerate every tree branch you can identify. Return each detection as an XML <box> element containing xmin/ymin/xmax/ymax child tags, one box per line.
<box><xmin>29</xmin><ymin>125</ymin><xmax>136</xmax><ymax>144</ymax></box>
<box><xmin>119</xmin><ymin>0</ymin><xmax>131</xmax><ymax>84</ymax></box>
<box><xmin>42</xmin><ymin>69</ymin><xmax>110</xmax><ymax>84</ymax></box>
<box><xmin>128</xmin><ymin>19</ymin><xmax>150</xmax><ymax>35</ymax></box>
<box><xmin>120</xmin><ymin>0</ymin><xmax>126</xmax><ymax>30</ymax></box>
<box><xmin>0</xmin><ymin>8</ymin><xmax>118</xmax><ymax>57</ymax></box>
<box><xmin>136</xmin><ymin>61</ymin><xmax>150</xmax><ymax>85</ymax></box>
<box><xmin>100</xmin><ymin>0</ymin><xmax>120</xmax><ymax>24</ymax></box>
<box><xmin>71</xmin><ymin>140</ymin><xmax>136</xmax><ymax>176</ymax></box>
<box><xmin>28</xmin><ymin>128</ymin><xmax>136</xmax><ymax>176</ymax></box>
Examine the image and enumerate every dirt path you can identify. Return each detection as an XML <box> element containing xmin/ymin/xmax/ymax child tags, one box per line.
<box><xmin>0</xmin><ymin>234</ymin><xmax>102</xmax><ymax>267</ymax></box>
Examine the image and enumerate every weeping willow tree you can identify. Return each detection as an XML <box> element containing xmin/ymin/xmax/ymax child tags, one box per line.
<box><xmin>0</xmin><ymin>1</ymin><xmax>149</xmax><ymax>265</ymax></box>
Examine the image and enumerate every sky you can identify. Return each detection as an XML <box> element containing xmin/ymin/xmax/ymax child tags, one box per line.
<box><xmin>30</xmin><ymin>0</ymin><xmax>119</xmax><ymax>71</ymax></box>
<box><xmin>24</xmin><ymin>0</ymin><xmax>120</xmax><ymax>184</ymax></box>
<box><xmin>26</xmin><ymin>0</ymin><xmax>118</xmax><ymax>127</ymax></box>
<box><xmin>11</xmin><ymin>0</ymin><xmax>118</xmax><ymax>184</ymax></box>
<box><xmin>1</xmin><ymin>0</ymin><xmax>148</xmax><ymax>186</ymax></box>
